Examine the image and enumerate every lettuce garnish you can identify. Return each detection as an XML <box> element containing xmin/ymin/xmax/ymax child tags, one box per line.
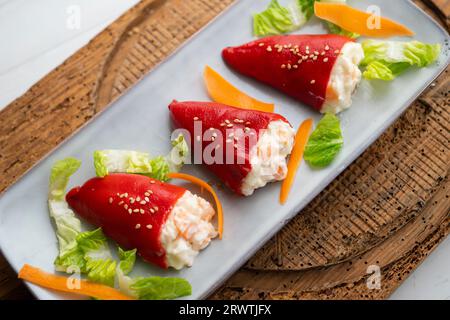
<box><xmin>361</xmin><ymin>40</ymin><xmax>441</xmax><ymax>81</ymax></box>
<box><xmin>116</xmin><ymin>248</ymin><xmax>192</xmax><ymax>300</ymax></box>
<box><xmin>76</xmin><ymin>229</ymin><xmax>117</xmax><ymax>286</ymax></box>
<box><xmin>253</xmin><ymin>0</ymin><xmax>355</xmax><ymax>37</ymax></box>
<box><xmin>48</xmin><ymin>158</ymin><xmax>85</xmax><ymax>272</ymax></box>
<box><xmin>304</xmin><ymin>113</ymin><xmax>343</xmax><ymax>167</ymax></box>
<box><xmin>254</xmin><ymin>0</ymin><xmax>295</xmax><ymax>37</ymax></box>
<box><xmin>94</xmin><ymin>134</ymin><xmax>188</xmax><ymax>181</ymax></box>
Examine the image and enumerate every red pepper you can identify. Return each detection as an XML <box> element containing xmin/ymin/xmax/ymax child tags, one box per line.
<box><xmin>168</xmin><ymin>100</ymin><xmax>290</xmax><ymax>195</ymax></box>
<box><xmin>66</xmin><ymin>174</ymin><xmax>186</xmax><ymax>269</ymax></box>
<box><xmin>222</xmin><ymin>34</ymin><xmax>353</xmax><ymax>111</ymax></box>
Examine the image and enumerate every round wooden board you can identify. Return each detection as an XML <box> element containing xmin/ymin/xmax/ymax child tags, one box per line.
<box><xmin>0</xmin><ymin>0</ymin><xmax>448</xmax><ymax>300</ymax></box>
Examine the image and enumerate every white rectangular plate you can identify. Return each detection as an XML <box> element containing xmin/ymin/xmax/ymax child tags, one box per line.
<box><xmin>0</xmin><ymin>0</ymin><xmax>449</xmax><ymax>300</ymax></box>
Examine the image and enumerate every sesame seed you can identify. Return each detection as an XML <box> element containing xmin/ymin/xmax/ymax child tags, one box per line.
<box><xmin>124</xmin><ymin>193</ymin><xmax>128</xmax><ymax>197</ymax></box>
<box><xmin>334</xmin><ymin>50</ymin><xmax>340</xmax><ymax>54</ymax></box>
<box><xmin>314</xmin><ymin>51</ymin><xmax>319</xmax><ymax>55</ymax></box>
<box><xmin>227</xmin><ymin>124</ymin><xmax>233</xmax><ymax>128</ymax></box>
<box><xmin>150</xmin><ymin>208</ymin><xmax>155</xmax><ymax>213</ymax></box>
<box><xmin>147</xmin><ymin>190</ymin><xmax>153</xmax><ymax>194</ymax></box>
<box><xmin>131</xmin><ymin>199</ymin><xmax>136</xmax><ymax>204</ymax></box>
<box><xmin>293</xmin><ymin>64</ymin><xmax>298</xmax><ymax>69</ymax></box>
<box><xmin>154</xmin><ymin>206</ymin><xmax>159</xmax><ymax>211</ymax></box>
<box><xmin>209</xmin><ymin>127</ymin><xmax>214</xmax><ymax>131</ymax></box>
<box><xmin>309</xmin><ymin>54</ymin><xmax>315</xmax><ymax>58</ymax></box>
<box><xmin>225</xmin><ymin>119</ymin><xmax>230</xmax><ymax>124</ymax></box>
<box><xmin>140</xmin><ymin>209</ymin><xmax>145</xmax><ymax>214</ymax></box>
<box><xmin>193</xmin><ymin>116</ymin><xmax>199</xmax><ymax>120</ymax></box>
<box><xmin>244</xmin><ymin>127</ymin><xmax>251</xmax><ymax>132</ymax></box>
<box><xmin>135</xmin><ymin>224</ymin><xmax>141</xmax><ymax>229</ymax></box>
<box><xmin>136</xmin><ymin>196</ymin><xmax>141</xmax><ymax>202</ymax></box>
<box><xmin>310</xmin><ymin>80</ymin><xmax>316</xmax><ymax>84</ymax></box>
<box><xmin>144</xmin><ymin>192</ymin><xmax>149</xmax><ymax>196</ymax></box>
<box><xmin>321</xmin><ymin>51</ymin><xmax>326</xmax><ymax>56</ymax></box>
<box><xmin>258</xmin><ymin>42</ymin><xmax>264</xmax><ymax>47</ymax></box>
<box><xmin>266</xmin><ymin>46</ymin><xmax>272</xmax><ymax>52</ymax></box>
<box><xmin>144</xmin><ymin>196</ymin><xmax>149</xmax><ymax>202</ymax></box>
<box><xmin>287</xmin><ymin>63</ymin><xmax>291</xmax><ymax>70</ymax></box>
<box><xmin>313</xmin><ymin>56</ymin><xmax>318</xmax><ymax>60</ymax></box>
<box><xmin>277</xmin><ymin>47</ymin><xmax>282</xmax><ymax>52</ymax></box>
<box><xmin>150</xmin><ymin>181</ymin><xmax>155</xmax><ymax>184</ymax></box>
<box><xmin>246</xmin><ymin>121</ymin><xmax>251</xmax><ymax>125</ymax></box>
<box><xmin>128</xmin><ymin>209</ymin><xmax>132</xmax><ymax>214</ymax></box>
<box><xmin>298</xmin><ymin>59</ymin><xmax>302</xmax><ymax>64</ymax></box>
<box><xmin>281</xmin><ymin>64</ymin><xmax>286</xmax><ymax>69</ymax></box>
<box><xmin>140</xmin><ymin>200</ymin><xmax>146</xmax><ymax>205</ymax></box>
<box><xmin>306</xmin><ymin>50</ymin><xmax>310</xmax><ymax>54</ymax></box>
<box><xmin>325</xmin><ymin>45</ymin><xmax>330</xmax><ymax>51</ymax></box>
<box><xmin>323</xmin><ymin>58</ymin><xmax>329</xmax><ymax>62</ymax></box>
<box><xmin>119</xmin><ymin>201</ymin><xmax>124</xmax><ymax>205</ymax></box>
<box><xmin>220</xmin><ymin>123</ymin><xmax>226</xmax><ymax>127</ymax></box>
<box><xmin>228</xmin><ymin>132</ymin><xmax>234</xmax><ymax>137</ymax></box>
<box><xmin>306</xmin><ymin>46</ymin><xmax>310</xmax><ymax>50</ymax></box>
<box><xmin>146</xmin><ymin>224</ymin><xmax>153</xmax><ymax>229</ymax></box>
<box><xmin>124</xmin><ymin>204</ymin><xmax>128</xmax><ymax>209</ymax></box>
<box><xmin>133</xmin><ymin>209</ymin><xmax>139</xmax><ymax>213</ymax></box>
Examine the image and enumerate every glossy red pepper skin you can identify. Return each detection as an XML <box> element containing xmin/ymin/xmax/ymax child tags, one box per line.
<box><xmin>169</xmin><ymin>100</ymin><xmax>290</xmax><ymax>195</ymax></box>
<box><xmin>66</xmin><ymin>173</ymin><xmax>186</xmax><ymax>269</ymax></box>
<box><xmin>222</xmin><ymin>34</ymin><xmax>353</xmax><ymax>111</ymax></box>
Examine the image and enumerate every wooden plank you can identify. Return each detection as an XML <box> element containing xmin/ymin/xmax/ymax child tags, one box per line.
<box><xmin>0</xmin><ymin>0</ymin><xmax>448</xmax><ymax>300</ymax></box>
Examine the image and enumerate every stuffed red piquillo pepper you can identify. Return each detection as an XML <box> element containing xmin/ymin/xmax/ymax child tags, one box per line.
<box><xmin>169</xmin><ymin>101</ymin><xmax>295</xmax><ymax>196</ymax></box>
<box><xmin>66</xmin><ymin>173</ymin><xmax>217</xmax><ymax>270</ymax></box>
<box><xmin>222</xmin><ymin>34</ymin><xmax>364</xmax><ymax>114</ymax></box>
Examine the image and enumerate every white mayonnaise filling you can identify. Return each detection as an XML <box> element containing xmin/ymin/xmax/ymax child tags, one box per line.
<box><xmin>160</xmin><ymin>191</ymin><xmax>217</xmax><ymax>270</ymax></box>
<box><xmin>322</xmin><ymin>42</ymin><xmax>364</xmax><ymax>114</ymax></box>
<box><xmin>241</xmin><ymin>120</ymin><xmax>295</xmax><ymax>196</ymax></box>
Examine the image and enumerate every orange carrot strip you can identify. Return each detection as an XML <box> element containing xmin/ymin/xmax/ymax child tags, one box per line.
<box><xmin>168</xmin><ymin>172</ymin><xmax>223</xmax><ymax>239</ymax></box>
<box><xmin>18</xmin><ymin>264</ymin><xmax>133</xmax><ymax>300</ymax></box>
<box><xmin>279</xmin><ymin>118</ymin><xmax>313</xmax><ymax>205</ymax></box>
<box><xmin>314</xmin><ymin>2</ymin><xmax>414</xmax><ymax>38</ymax></box>
<box><xmin>204</xmin><ymin>65</ymin><xmax>275</xmax><ymax>113</ymax></box>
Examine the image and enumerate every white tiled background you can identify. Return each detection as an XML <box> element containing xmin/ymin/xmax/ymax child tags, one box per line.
<box><xmin>0</xmin><ymin>0</ymin><xmax>448</xmax><ymax>300</ymax></box>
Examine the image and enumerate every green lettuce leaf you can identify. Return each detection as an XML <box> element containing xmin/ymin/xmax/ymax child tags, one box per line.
<box><xmin>304</xmin><ymin>113</ymin><xmax>343</xmax><ymax>168</ymax></box>
<box><xmin>361</xmin><ymin>40</ymin><xmax>441</xmax><ymax>81</ymax></box>
<box><xmin>166</xmin><ymin>133</ymin><xmax>189</xmax><ymax>172</ymax></box>
<box><xmin>49</xmin><ymin>157</ymin><xmax>81</xmax><ymax>201</ymax></box>
<box><xmin>94</xmin><ymin>150</ymin><xmax>153</xmax><ymax>178</ymax></box>
<box><xmin>118</xmin><ymin>247</ymin><xmax>137</xmax><ymax>275</ymax></box>
<box><xmin>76</xmin><ymin>228</ymin><xmax>117</xmax><ymax>286</ymax></box>
<box><xmin>48</xmin><ymin>158</ymin><xmax>85</xmax><ymax>272</ymax></box>
<box><xmin>94</xmin><ymin>135</ymin><xmax>188</xmax><ymax>181</ymax></box>
<box><xmin>116</xmin><ymin>248</ymin><xmax>191</xmax><ymax>300</ymax></box>
<box><xmin>129</xmin><ymin>277</ymin><xmax>192</xmax><ymax>300</ymax></box>
<box><xmin>253</xmin><ymin>0</ymin><xmax>306</xmax><ymax>37</ymax></box>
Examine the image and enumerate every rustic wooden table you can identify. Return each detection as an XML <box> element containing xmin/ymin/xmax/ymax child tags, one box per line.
<box><xmin>0</xmin><ymin>0</ymin><xmax>448</xmax><ymax>300</ymax></box>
